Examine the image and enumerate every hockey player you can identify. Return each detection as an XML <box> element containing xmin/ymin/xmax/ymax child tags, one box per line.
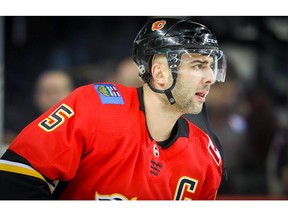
<box><xmin>0</xmin><ymin>17</ymin><xmax>226</xmax><ymax>200</ymax></box>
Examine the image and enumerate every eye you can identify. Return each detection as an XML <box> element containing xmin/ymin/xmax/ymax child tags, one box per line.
<box><xmin>210</xmin><ymin>63</ymin><xmax>214</xmax><ymax>70</ymax></box>
<box><xmin>192</xmin><ymin>63</ymin><xmax>203</xmax><ymax>70</ymax></box>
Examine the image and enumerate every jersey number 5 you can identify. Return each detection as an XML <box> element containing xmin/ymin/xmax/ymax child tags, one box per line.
<box><xmin>38</xmin><ymin>103</ymin><xmax>74</xmax><ymax>132</ymax></box>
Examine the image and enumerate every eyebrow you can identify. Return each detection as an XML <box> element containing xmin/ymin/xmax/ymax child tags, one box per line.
<box><xmin>188</xmin><ymin>59</ymin><xmax>209</xmax><ymax>64</ymax></box>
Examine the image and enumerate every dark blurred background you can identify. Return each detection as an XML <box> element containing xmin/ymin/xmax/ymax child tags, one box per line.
<box><xmin>1</xmin><ymin>16</ymin><xmax>288</xmax><ymax>199</ymax></box>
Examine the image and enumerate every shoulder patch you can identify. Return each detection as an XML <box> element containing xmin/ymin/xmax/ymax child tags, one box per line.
<box><xmin>94</xmin><ymin>84</ymin><xmax>124</xmax><ymax>104</ymax></box>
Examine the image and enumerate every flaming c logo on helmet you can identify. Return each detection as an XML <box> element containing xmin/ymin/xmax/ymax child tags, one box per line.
<box><xmin>151</xmin><ymin>20</ymin><xmax>166</xmax><ymax>31</ymax></box>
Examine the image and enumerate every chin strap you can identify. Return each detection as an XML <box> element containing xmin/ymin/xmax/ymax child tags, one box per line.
<box><xmin>146</xmin><ymin>51</ymin><xmax>182</xmax><ymax>105</ymax></box>
<box><xmin>147</xmin><ymin>73</ymin><xmax>177</xmax><ymax>105</ymax></box>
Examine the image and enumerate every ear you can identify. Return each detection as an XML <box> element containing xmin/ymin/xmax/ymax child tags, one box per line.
<box><xmin>151</xmin><ymin>62</ymin><xmax>166</xmax><ymax>86</ymax></box>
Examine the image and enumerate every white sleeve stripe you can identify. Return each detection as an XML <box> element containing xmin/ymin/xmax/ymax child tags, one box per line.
<box><xmin>0</xmin><ymin>159</ymin><xmax>56</xmax><ymax>193</ymax></box>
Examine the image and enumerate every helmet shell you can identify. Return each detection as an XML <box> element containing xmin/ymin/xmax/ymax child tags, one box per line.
<box><xmin>133</xmin><ymin>18</ymin><xmax>220</xmax><ymax>82</ymax></box>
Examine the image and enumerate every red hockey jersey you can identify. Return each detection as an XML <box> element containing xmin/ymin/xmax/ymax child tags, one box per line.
<box><xmin>0</xmin><ymin>83</ymin><xmax>223</xmax><ymax>200</ymax></box>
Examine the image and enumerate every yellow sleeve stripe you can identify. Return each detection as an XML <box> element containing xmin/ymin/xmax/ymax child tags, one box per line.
<box><xmin>0</xmin><ymin>159</ymin><xmax>54</xmax><ymax>193</ymax></box>
<box><xmin>0</xmin><ymin>162</ymin><xmax>46</xmax><ymax>181</ymax></box>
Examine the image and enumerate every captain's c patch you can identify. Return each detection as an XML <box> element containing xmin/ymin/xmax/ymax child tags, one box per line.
<box><xmin>94</xmin><ymin>84</ymin><xmax>124</xmax><ymax>104</ymax></box>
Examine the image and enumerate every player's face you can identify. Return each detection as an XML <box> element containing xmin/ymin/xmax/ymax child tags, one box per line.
<box><xmin>172</xmin><ymin>53</ymin><xmax>216</xmax><ymax>114</ymax></box>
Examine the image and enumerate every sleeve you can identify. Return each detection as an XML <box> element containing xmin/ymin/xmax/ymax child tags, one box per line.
<box><xmin>0</xmin><ymin>85</ymin><xmax>98</xmax><ymax>199</ymax></box>
<box><xmin>0</xmin><ymin>150</ymin><xmax>53</xmax><ymax>200</ymax></box>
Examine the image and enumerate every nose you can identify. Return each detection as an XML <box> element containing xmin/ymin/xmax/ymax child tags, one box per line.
<box><xmin>204</xmin><ymin>67</ymin><xmax>216</xmax><ymax>85</ymax></box>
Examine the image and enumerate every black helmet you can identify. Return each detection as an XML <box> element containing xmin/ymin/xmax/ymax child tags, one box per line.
<box><xmin>133</xmin><ymin>17</ymin><xmax>226</xmax><ymax>84</ymax></box>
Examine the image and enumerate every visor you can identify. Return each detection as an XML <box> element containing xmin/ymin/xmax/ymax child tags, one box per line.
<box><xmin>166</xmin><ymin>48</ymin><xmax>227</xmax><ymax>82</ymax></box>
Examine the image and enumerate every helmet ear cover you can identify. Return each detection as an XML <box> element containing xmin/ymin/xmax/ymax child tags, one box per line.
<box><xmin>145</xmin><ymin>49</ymin><xmax>183</xmax><ymax>81</ymax></box>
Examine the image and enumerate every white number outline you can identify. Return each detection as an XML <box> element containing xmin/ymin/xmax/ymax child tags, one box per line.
<box><xmin>38</xmin><ymin>103</ymin><xmax>74</xmax><ymax>132</ymax></box>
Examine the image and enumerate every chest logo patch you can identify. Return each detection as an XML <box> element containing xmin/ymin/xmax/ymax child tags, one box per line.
<box><xmin>95</xmin><ymin>192</ymin><xmax>137</xmax><ymax>200</ymax></box>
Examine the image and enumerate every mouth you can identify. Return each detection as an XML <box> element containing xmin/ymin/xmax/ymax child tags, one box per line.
<box><xmin>195</xmin><ymin>90</ymin><xmax>208</xmax><ymax>102</ymax></box>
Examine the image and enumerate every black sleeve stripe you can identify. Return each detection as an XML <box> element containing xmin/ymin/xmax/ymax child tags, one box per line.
<box><xmin>0</xmin><ymin>159</ymin><xmax>55</xmax><ymax>193</ymax></box>
<box><xmin>1</xmin><ymin>149</ymin><xmax>55</xmax><ymax>186</ymax></box>
<box><xmin>0</xmin><ymin>170</ymin><xmax>53</xmax><ymax>200</ymax></box>
<box><xmin>1</xmin><ymin>149</ymin><xmax>32</xmax><ymax>166</ymax></box>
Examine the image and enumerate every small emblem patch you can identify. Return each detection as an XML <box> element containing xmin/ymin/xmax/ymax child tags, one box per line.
<box><xmin>94</xmin><ymin>84</ymin><xmax>124</xmax><ymax>104</ymax></box>
<box><xmin>153</xmin><ymin>144</ymin><xmax>160</xmax><ymax>157</ymax></box>
<box><xmin>151</xmin><ymin>20</ymin><xmax>166</xmax><ymax>31</ymax></box>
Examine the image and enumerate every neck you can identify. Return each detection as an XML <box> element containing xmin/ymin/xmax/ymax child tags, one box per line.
<box><xmin>143</xmin><ymin>84</ymin><xmax>182</xmax><ymax>142</ymax></box>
